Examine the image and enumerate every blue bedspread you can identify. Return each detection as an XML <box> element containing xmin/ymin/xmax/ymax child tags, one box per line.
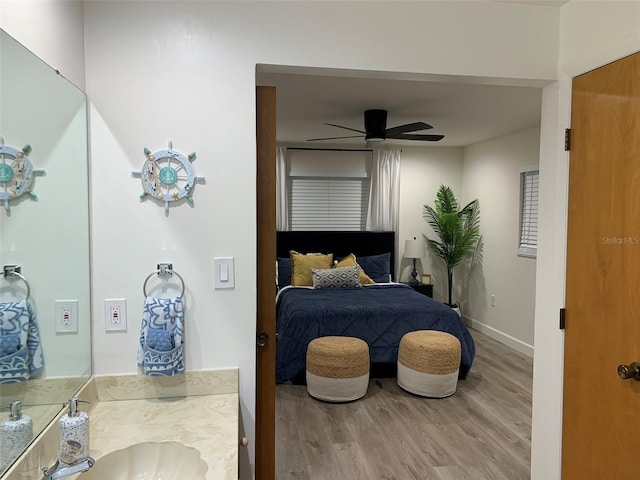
<box><xmin>276</xmin><ymin>283</ymin><xmax>475</xmax><ymax>383</ymax></box>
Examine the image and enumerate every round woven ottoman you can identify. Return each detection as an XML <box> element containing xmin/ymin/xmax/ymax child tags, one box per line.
<box><xmin>397</xmin><ymin>330</ymin><xmax>461</xmax><ymax>398</ymax></box>
<box><xmin>306</xmin><ymin>336</ymin><xmax>370</xmax><ymax>402</ymax></box>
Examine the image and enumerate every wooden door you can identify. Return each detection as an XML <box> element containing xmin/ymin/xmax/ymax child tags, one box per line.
<box><xmin>563</xmin><ymin>52</ymin><xmax>640</xmax><ymax>479</ymax></box>
<box><xmin>255</xmin><ymin>86</ymin><xmax>277</xmax><ymax>480</ymax></box>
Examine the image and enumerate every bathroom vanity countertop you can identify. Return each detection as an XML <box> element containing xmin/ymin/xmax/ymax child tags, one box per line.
<box><xmin>84</xmin><ymin>392</ymin><xmax>238</xmax><ymax>480</ymax></box>
<box><xmin>3</xmin><ymin>370</ymin><xmax>240</xmax><ymax>480</ymax></box>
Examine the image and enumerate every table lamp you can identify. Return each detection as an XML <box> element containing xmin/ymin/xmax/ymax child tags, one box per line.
<box><xmin>404</xmin><ymin>237</ymin><xmax>422</xmax><ymax>285</ymax></box>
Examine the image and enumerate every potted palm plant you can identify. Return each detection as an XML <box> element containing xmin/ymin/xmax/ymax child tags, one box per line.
<box><xmin>423</xmin><ymin>185</ymin><xmax>481</xmax><ymax>307</ymax></box>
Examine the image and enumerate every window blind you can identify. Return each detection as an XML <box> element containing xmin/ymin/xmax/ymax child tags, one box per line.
<box><xmin>519</xmin><ymin>169</ymin><xmax>539</xmax><ymax>257</ymax></box>
<box><xmin>288</xmin><ymin>177</ymin><xmax>370</xmax><ymax>231</ymax></box>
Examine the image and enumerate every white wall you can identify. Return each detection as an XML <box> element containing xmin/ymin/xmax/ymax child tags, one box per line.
<box><xmin>0</xmin><ymin>0</ymin><xmax>86</xmax><ymax>90</ymax></box>
<box><xmin>461</xmin><ymin>127</ymin><xmax>539</xmax><ymax>354</ymax></box>
<box><xmin>397</xmin><ymin>147</ymin><xmax>463</xmax><ymax>290</ymax></box>
<box><xmin>400</xmin><ymin>129</ymin><xmax>540</xmax><ymax>356</ymax></box>
<box><xmin>560</xmin><ymin>0</ymin><xmax>640</xmax><ymax>77</ymax></box>
<box><xmin>81</xmin><ymin>5</ymin><xmax>559</xmax><ymax>478</ymax></box>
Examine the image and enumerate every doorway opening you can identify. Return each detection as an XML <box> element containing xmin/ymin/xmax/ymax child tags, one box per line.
<box><xmin>256</xmin><ymin>65</ymin><xmax>546</xmax><ymax>479</ymax></box>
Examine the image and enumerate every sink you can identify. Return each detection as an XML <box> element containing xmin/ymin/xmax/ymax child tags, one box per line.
<box><xmin>77</xmin><ymin>441</ymin><xmax>208</xmax><ymax>479</ymax></box>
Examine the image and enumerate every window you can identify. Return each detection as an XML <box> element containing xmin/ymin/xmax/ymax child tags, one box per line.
<box><xmin>518</xmin><ymin>168</ymin><xmax>539</xmax><ymax>257</ymax></box>
<box><xmin>288</xmin><ymin>175</ymin><xmax>370</xmax><ymax>231</ymax></box>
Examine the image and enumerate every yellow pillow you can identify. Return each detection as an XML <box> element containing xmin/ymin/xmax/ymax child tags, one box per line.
<box><xmin>290</xmin><ymin>251</ymin><xmax>334</xmax><ymax>286</ymax></box>
<box><xmin>335</xmin><ymin>254</ymin><xmax>374</xmax><ymax>285</ymax></box>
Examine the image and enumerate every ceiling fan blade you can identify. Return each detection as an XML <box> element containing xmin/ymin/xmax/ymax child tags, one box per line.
<box><xmin>325</xmin><ymin>123</ymin><xmax>366</xmax><ymax>134</ymax></box>
<box><xmin>307</xmin><ymin>134</ymin><xmax>365</xmax><ymax>142</ymax></box>
<box><xmin>385</xmin><ymin>122</ymin><xmax>433</xmax><ymax>136</ymax></box>
<box><xmin>390</xmin><ymin>133</ymin><xmax>445</xmax><ymax>141</ymax></box>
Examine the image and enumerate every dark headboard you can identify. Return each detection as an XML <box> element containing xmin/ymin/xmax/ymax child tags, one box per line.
<box><xmin>276</xmin><ymin>231</ymin><xmax>396</xmax><ymax>280</ymax></box>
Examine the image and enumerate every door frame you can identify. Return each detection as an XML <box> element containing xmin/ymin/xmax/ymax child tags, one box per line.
<box><xmin>254</xmin><ymin>68</ymin><xmax>574</xmax><ymax>480</ymax></box>
<box><xmin>255</xmin><ymin>85</ymin><xmax>277</xmax><ymax>480</ymax></box>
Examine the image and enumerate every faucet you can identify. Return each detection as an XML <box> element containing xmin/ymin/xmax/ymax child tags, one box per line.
<box><xmin>41</xmin><ymin>440</ymin><xmax>95</xmax><ymax>479</ymax></box>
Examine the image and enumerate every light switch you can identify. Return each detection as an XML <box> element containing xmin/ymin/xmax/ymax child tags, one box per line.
<box><xmin>220</xmin><ymin>263</ymin><xmax>229</xmax><ymax>281</ymax></box>
<box><xmin>213</xmin><ymin>257</ymin><xmax>234</xmax><ymax>289</ymax></box>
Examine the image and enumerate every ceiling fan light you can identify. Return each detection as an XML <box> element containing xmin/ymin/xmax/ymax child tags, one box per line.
<box><xmin>365</xmin><ymin>136</ymin><xmax>385</xmax><ymax>142</ymax></box>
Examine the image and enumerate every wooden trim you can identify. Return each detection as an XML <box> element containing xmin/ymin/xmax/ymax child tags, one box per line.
<box><xmin>255</xmin><ymin>86</ymin><xmax>276</xmax><ymax>480</ymax></box>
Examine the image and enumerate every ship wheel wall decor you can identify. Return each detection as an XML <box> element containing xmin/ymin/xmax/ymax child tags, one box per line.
<box><xmin>0</xmin><ymin>136</ymin><xmax>45</xmax><ymax>212</ymax></box>
<box><xmin>132</xmin><ymin>140</ymin><xmax>205</xmax><ymax>215</ymax></box>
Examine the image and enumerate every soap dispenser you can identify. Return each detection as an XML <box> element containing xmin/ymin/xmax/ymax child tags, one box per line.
<box><xmin>59</xmin><ymin>397</ymin><xmax>90</xmax><ymax>462</ymax></box>
<box><xmin>0</xmin><ymin>401</ymin><xmax>33</xmax><ymax>468</ymax></box>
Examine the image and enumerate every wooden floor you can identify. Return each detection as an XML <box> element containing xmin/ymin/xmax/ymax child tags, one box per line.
<box><xmin>276</xmin><ymin>329</ymin><xmax>533</xmax><ymax>480</ymax></box>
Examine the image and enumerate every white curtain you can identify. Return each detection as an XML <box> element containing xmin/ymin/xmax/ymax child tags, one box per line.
<box><xmin>276</xmin><ymin>146</ymin><xmax>289</xmax><ymax>231</ymax></box>
<box><xmin>366</xmin><ymin>149</ymin><xmax>401</xmax><ymax>231</ymax></box>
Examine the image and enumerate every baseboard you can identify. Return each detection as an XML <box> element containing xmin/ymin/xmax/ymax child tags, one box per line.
<box><xmin>463</xmin><ymin>315</ymin><xmax>534</xmax><ymax>358</ymax></box>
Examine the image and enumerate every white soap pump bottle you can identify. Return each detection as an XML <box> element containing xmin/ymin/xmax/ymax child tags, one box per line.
<box><xmin>0</xmin><ymin>401</ymin><xmax>33</xmax><ymax>469</ymax></box>
<box><xmin>58</xmin><ymin>397</ymin><xmax>90</xmax><ymax>463</ymax></box>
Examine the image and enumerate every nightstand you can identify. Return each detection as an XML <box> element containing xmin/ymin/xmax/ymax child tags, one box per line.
<box><xmin>402</xmin><ymin>282</ymin><xmax>433</xmax><ymax>298</ymax></box>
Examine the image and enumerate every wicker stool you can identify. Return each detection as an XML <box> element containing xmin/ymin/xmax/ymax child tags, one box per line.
<box><xmin>306</xmin><ymin>336</ymin><xmax>370</xmax><ymax>402</ymax></box>
<box><xmin>397</xmin><ymin>330</ymin><xmax>461</xmax><ymax>398</ymax></box>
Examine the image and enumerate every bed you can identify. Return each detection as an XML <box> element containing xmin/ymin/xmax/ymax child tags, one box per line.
<box><xmin>275</xmin><ymin>231</ymin><xmax>476</xmax><ymax>384</ymax></box>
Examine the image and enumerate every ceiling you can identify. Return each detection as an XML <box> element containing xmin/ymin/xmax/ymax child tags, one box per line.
<box><xmin>254</xmin><ymin>0</ymin><xmax>566</xmax><ymax>150</ymax></box>
<box><xmin>257</xmin><ymin>68</ymin><xmax>547</xmax><ymax>149</ymax></box>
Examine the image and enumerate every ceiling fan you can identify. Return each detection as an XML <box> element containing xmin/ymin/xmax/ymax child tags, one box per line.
<box><xmin>307</xmin><ymin>109</ymin><xmax>444</xmax><ymax>143</ymax></box>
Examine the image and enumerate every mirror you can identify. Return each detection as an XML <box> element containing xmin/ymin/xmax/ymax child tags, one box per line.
<box><xmin>0</xmin><ymin>29</ymin><xmax>91</xmax><ymax>474</ymax></box>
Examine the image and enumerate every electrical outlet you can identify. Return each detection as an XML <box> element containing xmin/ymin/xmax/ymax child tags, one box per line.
<box><xmin>61</xmin><ymin>307</ymin><xmax>71</xmax><ymax>326</ymax></box>
<box><xmin>55</xmin><ymin>300</ymin><xmax>79</xmax><ymax>333</ymax></box>
<box><xmin>110</xmin><ymin>306</ymin><xmax>121</xmax><ymax>325</ymax></box>
<box><xmin>104</xmin><ymin>298</ymin><xmax>127</xmax><ymax>332</ymax></box>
